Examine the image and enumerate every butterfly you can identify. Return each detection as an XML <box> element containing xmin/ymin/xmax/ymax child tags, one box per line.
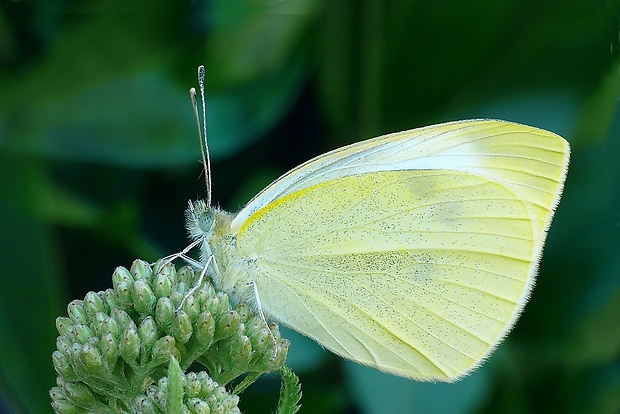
<box><xmin>182</xmin><ymin>66</ymin><xmax>570</xmax><ymax>381</ymax></box>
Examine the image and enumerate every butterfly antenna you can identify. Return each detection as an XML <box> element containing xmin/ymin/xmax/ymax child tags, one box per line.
<box><xmin>190</xmin><ymin>65</ymin><xmax>212</xmax><ymax>206</ymax></box>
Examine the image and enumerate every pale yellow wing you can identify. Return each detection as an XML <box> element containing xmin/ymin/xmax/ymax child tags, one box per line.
<box><xmin>233</xmin><ymin>120</ymin><xmax>569</xmax><ymax>381</ymax></box>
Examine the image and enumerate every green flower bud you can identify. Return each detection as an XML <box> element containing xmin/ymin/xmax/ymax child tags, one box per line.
<box><xmin>151</xmin><ymin>258</ymin><xmax>165</xmax><ymax>273</ymax></box>
<box><xmin>177</xmin><ymin>265</ymin><xmax>195</xmax><ymax>287</ymax></box>
<box><xmin>67</xmin><ymin>342</ymin><xmax>82</xmax><ymax>359</ymax></box>
<box><xmin>100</xmin><ymin>332</ymin><xmax>119</xmax><ymax>366</ymax></box>
<box><xmin>101</xmin><ymin>288</ymin><xmax>118</xmax><ymax>311</ymax></box>
<box><xmin>218</xmin><ymin>294</ymin><xmax>233</xmax><ymax>314</ymax></box>
<box><xmin>138</xmin><ymin>316</ymin><xmax>158</xmax><ymax>350</ymax></box>
<box><xmin>188</xmin><ymin>398</ymin><xmax>211</xmax><ymax>414</ymax></box>
<box><xmin>269</xmin><ymin>322</ymin><xmax>282</xmax><ymax>338</ymax></box>
<box><xmin>49</xmin><ymin>387</ymin><xmax>76</xmax><ymax>414</ymax></box>
<box><xmin>184</xmin><ymin>372</ymin><xmax>201</xmax><ymax>398</ymax></box>
<box><xmin>112</xmin><ymin>266</ymin><xmax>134</xmax><ymax>288</ymax></box>
<box><xmin>170</xmin><ymin>290</ymin><xmax>185</xmax><ymax>310</ymax></box>
<box><xmin>62</xmin><ymin>380</ymin><xmax>95</xmax><ymax>406</ymax></box>
<box><xmin>67</xmin><ymin>300</ymin><xmax>88</xmax><ymax>325</ymax></box>
<box><xmin>132</xmin><ymin>279</ymin><xmax>156</xmax><ymax>316</ymax></box>
<box><xmin>50</xmin><ymin>402</ymin><xmax>79</xmax><ymax>414</ymax></box>
<box><xmin>194</xmin><ymin>311</ymin><xmax>215</xmax><ymax>347</ymax></box>
<box><xmin>155</xmin><ymin>260</ymin><xmax>177</xmax><ymax>285</ymax></box>
<box><xmin>195</xmin><ymin>371</ymin><xmax>216</xmax><ymax>395</ymax></box>
<box><xmin>258</xmin><ymin>340</ymin><xmax>278</xmax><ymax>368</ymax></box>
<box><xmin>91</xmin><ymin>312</ymin><xmax>107</xmax><ymax>337</ymax></box>
<box><xmin>52</xmin><ymin>350</ymin><xmax>71</xmax><ymax>376</ymax></box>
<box><xmin>56</xmin><ymin>336</ymin><xmax>73</xmax><ymax>353</ymax></box>
<box><xmin>205</xmin><ymin>292</ymin><xmax>232</xmax><ymax>318</ymax></box>
<box><xmin>68</xmin><ymin>343</ymin><xmax>92</xmax><ymax>376</ymax></box>
<box><xmin>247</xmin><ymin>320</ymin><xmax>273</xmax><ymax>363</ymax></box>
<box><xmin>111</xmin><ymin>308</ymin><xmax>130</xmax><ymax>331</ymax></box>
<box><xmin>113</xmin><ymin>276</ymin><xmax>133</xmax><ymax>307</ymax></box>
<box><xmin>230</xmin><ymin>335</ymin><xmax>252</xmax><ymax>368</ymax></box>
<box><xmin>214</xmin><ymin>311</ymin><xmax>240</xmax><ymax>342</ymax></box>
<box><xmin>224</xmin><ymin>396</ymin><xmax>241</xmax><ymax>412</ymax></box>
<box><xmin>205</xmin><ymin>281</ymin><xmax>217</xmax><ymax>295</ymax></box>
<box><xmin>72</xmin><ymin>323</ymin><xmax>95</xmax><ymax>344</ymax></box>
<box><xmin>151</xmin><ymin>335</ymin><xmax>176</xmax><ymax>366</ymax></box>
<box><xmin>214</xmin><ymin>383</ymin><xmax>234</xmax><ymax>399</ymax></box>
<box><xmin>156</xmin><ymin>297</ymin><xmax>175</xmax><ymax>333</ymax></box>
<box><xmin>248</xmin><ymin>317</ymin><xmax>279</xmax><ymax>354</ymax></box>
<box><xmin>172</xmin><ymin>310</ymin><xmax>193</xmax><ymax>344</ymax></box>
<box><xmin>202</xmin><ymin>294</ymin><xmax>222</xmax><ymax>317</ymax></box>
<box><xmin>273</xmin><ymin>337</ymin><xmax>290</xmax><ymax>366</ymax></box>
<box><xmin>120</xmin><ymin>321</ymin><xmax>140</xmax><ymax>364</ymax></box>
<box><xmin>209</xmin><ymin>384</ymin><xmax>240</xmax><ymax>412</ymax></box>
<box><xmin>181</xmin><ymin>293</ymin><xmax>199</xmax><ymax>321</ymax></box>
<box><xmin>170</xmin><ymin>343</ymin><xmax>182</xmax><ymax>362</ymax></box>
<box><xmin>86</xmin><ymin>336</ymin><xmax>100</xmax><ymax>349</ymax></box>
<box><xmin>56</xmin><ymin>317</ymin><xmax>74</xmax><ymax>338</ymax></box>
<box><xmin>130</xmin><ymin>259</ymin><xmax>152</xmax><ymax>281</ymax></box>
<box><xmin>131</xmin><ymin>396</ymin><xmax>158</xmax><ymax>414</ymax></box>
<box><xmin>154</xmin><ymin>376</ymin><xmax>168</xmax><ymax>392</ymax></box>
<box><xmin>149</xmin><ymin>378</ymin><xmax>168</xmax><ymax>406</ymax></box>
<box><xmin>81</xmin><ymin>343</ymin><xmax>103</xmax><ymax>373</ymax></box>
<box><xmin>153</xmin><ymin>272</ymin><xmax>173</xmax><ymax>299</ymax></box>
<box><xmin>194</xmin><ymin>286</ymin><xmax>208</xmax><ymax>310</ymax></box>
<box><xmin>235</xmin><ymin>303</ymin><xmax>251</xmax><ymax>323</ymax></box>
<box><xmin>102</xmin><ymin>316</ymin><xmax>120</xmax><ymax>338</ymax></box>
<box><xmin>83</xmin><ymin>291</ymin><xmax>106</xmax><ymax>318</ymax></box>
<box><xmin>244</xmin><ymin>316</ymin><xmax>262</xmax><ymax>336</ymax></box>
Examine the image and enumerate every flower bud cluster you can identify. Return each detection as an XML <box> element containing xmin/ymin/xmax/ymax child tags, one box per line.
<box><xmin>132</xmin><ymin>370</ymin><xmax>241</xmax><ymax>414</ymax></box>
<box><xmin>50</xmin><ymin>259</ymin><xmax>289</xmax><ymax>413</ymax></box>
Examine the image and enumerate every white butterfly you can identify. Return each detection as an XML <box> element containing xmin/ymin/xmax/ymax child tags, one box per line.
<box><xmin>182</xmin><ymin>66</ymin><xmax>569</xmax><ymax>381</ymax></box>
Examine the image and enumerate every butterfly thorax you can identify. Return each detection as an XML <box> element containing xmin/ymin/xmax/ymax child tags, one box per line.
<box><xmin>185</xmin><ymin>200</ymin><xmax>256</xmax><ymax>305</ymax></box>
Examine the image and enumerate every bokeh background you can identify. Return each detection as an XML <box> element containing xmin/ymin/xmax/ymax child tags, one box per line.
<box><xmin>1</xmin><ymin>0</ymin><xmax>620</xmax><ymax>413</ymax></box>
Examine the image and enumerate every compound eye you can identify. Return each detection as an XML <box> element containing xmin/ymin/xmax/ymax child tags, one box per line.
<box><xmin>198</xmin><ymin>210</ymin><xmax>215</xmax><ymax>233</ymax></box>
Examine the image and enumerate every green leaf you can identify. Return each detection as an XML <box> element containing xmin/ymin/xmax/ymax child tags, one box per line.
<box><xmin>166</xmin><ymin>356</ymin><xmax>184</xmax><ymax>414</ymax></box>
<box><xmin>276</xmin><ymin>366</ymin><xmax>302</xmax><ymax>414</ymax></box>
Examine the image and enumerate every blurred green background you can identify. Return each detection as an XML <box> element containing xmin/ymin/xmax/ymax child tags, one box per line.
<box><xmin>1</xmin><ymin>0</ymin><xmax>620</xmax><ymax>413</ymax></box>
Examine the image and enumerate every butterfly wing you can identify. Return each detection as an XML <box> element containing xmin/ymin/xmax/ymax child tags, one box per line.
<box><xmin>233</xmin><ymin>120</ymin><xmax>569</xmax><ymax>381</ymax></box>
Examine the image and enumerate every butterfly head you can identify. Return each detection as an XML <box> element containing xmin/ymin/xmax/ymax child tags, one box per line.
<box><xmin>185</xmin><ymin>199</ymin><xmax>234</xmax><ymax>242</ymax></box>
<box><xmin>186</xmin><ymin>199</ymin><xmax>215</xmax><ymax>241</ymax></box>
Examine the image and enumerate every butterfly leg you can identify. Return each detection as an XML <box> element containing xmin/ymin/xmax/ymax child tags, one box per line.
<box><xmin>153</xmin><ymin>238</ymin><xmax>202</xmax><ymax>270</ymax></box>
<box><xmin>176</xmin><ymin>254</ymin><xmax>214</xmax><ymax>312</ymax></box>
<box><xmin>247</xmin><ymin>280</ymin><xmax>278</xmax><ymax>360</ymax></box>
